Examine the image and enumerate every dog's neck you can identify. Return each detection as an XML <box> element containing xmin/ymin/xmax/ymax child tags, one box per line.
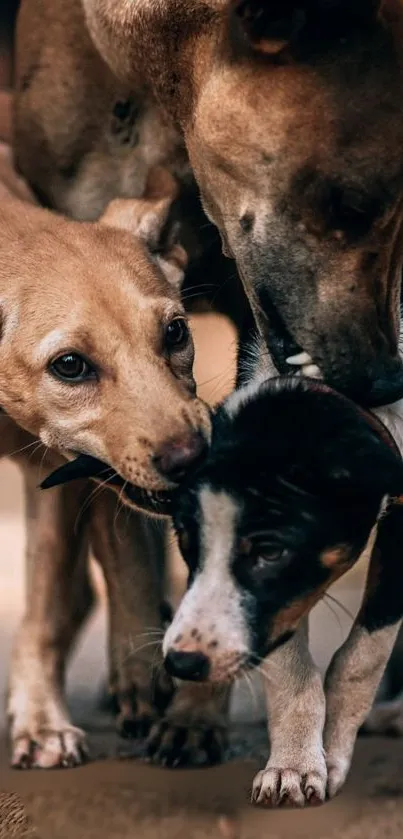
<box><xmin>83</xmin><ymin>1</ymin><xmax>220</xmax><ymax>128</ymax></box>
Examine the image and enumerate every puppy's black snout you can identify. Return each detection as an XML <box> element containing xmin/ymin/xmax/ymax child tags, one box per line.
<box><xmin>164</xmin><ymin>650</ymin><xmax>210</xmax><ymax>682</ymax></box>
<box><xmin>153</xmin><ymin>432</ymin><xmax>207</xmax><ymax>482</ymax></box>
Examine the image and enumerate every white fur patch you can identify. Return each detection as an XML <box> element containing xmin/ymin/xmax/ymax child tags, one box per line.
<box><xmin>34</xmin><ymin>330</ymin><xmax>70</xmax><ymax>365</ymax></box>
<box><xmin>375</xmin><ymin>400</ymin><xmax>403</xmax><ymax>457</ymax></box>
<box><xmin>163</xmin><ymin>488</ymin><xmax>250</xmax><ymax>677</ymax></box>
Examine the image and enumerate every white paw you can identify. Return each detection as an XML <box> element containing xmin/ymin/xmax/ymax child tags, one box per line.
<box><xmin>326</xmin><ymin>756</ymin><xmax>350</xmax><ymax>800</ymax></box>
<box><xmin>8</xmin><ymin>678</ymin><xmax>88</xmax><ymax>770</ymax></box>
<box><xmin>252</xmin><ymin>759</ymin><xmax>327</xmax><ymax>808</ymax></box>
<box><xmin>11</xmin><ymin>726</ymin><xmax>88</xmax><ymax>770</ymax></box>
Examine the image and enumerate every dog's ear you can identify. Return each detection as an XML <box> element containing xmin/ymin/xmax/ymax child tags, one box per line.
<box><xmin>99</xmin><ymin>167</ymin><xmax>188</xmax><ymax>289</ymax></box>
<box><xmin>230</xmin><ymin>0</ymin><xmax>381</xmax><ymax>56</ymax></box>
<box><xmin>323</xmin><ymin>422</ymin><xmax>403</xmax><ymax>503</ymax></box>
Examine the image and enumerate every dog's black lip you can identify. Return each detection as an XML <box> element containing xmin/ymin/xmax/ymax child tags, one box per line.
<box><xmin>264</xmin><ymin>298</ymin><xmax>302</xmax><ymax>373</ymax></box>
<box><xmin>40</xmin><ymin>454</ymin><xmax>173</xmax><ymax>516</ymax></box>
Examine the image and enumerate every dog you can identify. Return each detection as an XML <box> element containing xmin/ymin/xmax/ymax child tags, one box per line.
<box><xmin>12</xmin><ymin>0</ymin><xmax>403</xmax><ymax>780</ymax></box>
<box><xmin>0</xmin><ymin>135</ymin><xmax>219</xmax><ymax>769</ymax></box>
<box><xmin>162</xmin><ymin>373</ymin><xmax>403</xmax><ymax>805</ymax></box>
<box><xmin>14</xmin><ymin>0</ymin><xmax>403</xmax><ymax>407</ymax></box>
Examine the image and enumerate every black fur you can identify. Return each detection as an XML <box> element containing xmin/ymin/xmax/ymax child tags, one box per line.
<box><xmin>172</xmin><ymin>377</ymin><xmax>403</xmax><ymax>662</ymax></box>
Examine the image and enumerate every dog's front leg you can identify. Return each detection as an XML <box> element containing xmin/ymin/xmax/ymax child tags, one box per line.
<box><xmin>252</xmin><ymin>619</ymin><xmax>327</xmax><ymax>808</ymax></box>
<box><xmin>90</xmin><ymin>491</ymin><xmax>173</xmax><ymax>739</ymax></box>
<box><xmin>8</xmin><ymin>458</ymin><xmax>92</xmax><ymax>769</ymax></box>
<box><xmin>324</xmin><ymin>503</ymin><xmax>403</xmax><ymax>799</ymax></box>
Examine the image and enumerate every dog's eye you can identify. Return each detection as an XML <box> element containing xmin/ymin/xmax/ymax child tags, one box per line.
<box><xmin>164</xmin><ymin>317</ymin><xmax>190</xmax><ymax>351</ymax></box>
<box><xmin>245</xmin><ymin>550</ymin><xmax>291</xmax><ymax>585</ymax></box>
<box><xmin>259</xmin><ymin>549</ymin><xmax>288</xmax><ymax>564</ymax></box>
<box><xmin>49</xmin><ymin>353</ymin><xmax>96</xmax><ymax>384</ymax></box>
<box><xmin>327</xmin><ymin>186</ymin><xmax>382</xmax><ymax>238</ymax></box>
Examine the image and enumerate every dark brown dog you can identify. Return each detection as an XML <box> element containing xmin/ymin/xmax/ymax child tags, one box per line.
<box><xmin>14</xmin><ymin>0</ymin><xmax>403</xmax><ymax>406</ymax></box>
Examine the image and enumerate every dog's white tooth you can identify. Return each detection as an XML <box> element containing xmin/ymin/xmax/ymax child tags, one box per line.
<box><xmin>302</xmin><ymin>364</ymin><xmax>322</xmax><ymax>379</ymax></box>
<box><xmin>286</xmin><ymin>351</ymin><xmax>312</xmax><ymax>366</ymax></box>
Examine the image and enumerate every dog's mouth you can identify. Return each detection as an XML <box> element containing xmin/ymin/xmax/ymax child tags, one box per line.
<box><xmin>257</xmin><ymin>291</ymin><xmax>323</xmax><ymax>380</ymax></box>
<box><xmin>40</xmin><ymin>454</ymin><xmax>173</xmax><ymax>516</ymax></box>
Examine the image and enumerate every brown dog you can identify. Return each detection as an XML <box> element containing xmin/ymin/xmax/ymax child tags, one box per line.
<box><xmin>14</xmin><ymin>0</ymin><xmax>403</xmax><ymax>407</ymax></box>
<box><xmin>0</xmin><ymin>134</ymin><xmax>218</xmax><ymax>768</ymax></box>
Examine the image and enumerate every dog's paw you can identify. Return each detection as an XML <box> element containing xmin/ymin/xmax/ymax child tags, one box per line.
<box><xmin>252</xmin><ymin>760</ymin><xmax>327</xmax><ymax>808</ymax></box>
<box><xmin>117</xmin><ymin>692</ymin><xmax>160</xmax><ymax>740</ymax></box>
<box><xmin>361</xmin><ymin>698</ymin><xmax>403</xmax><ymax>737</ymax></box>
<box><xmin>8</xmin><ymin>672</ymin><xmax>88</xmax><ymax>771</ymax></box>
<box><xmin>326</xmin><ymin>756</ymin><xmax>351</xmax><ymax>800</ymax></box>
<box><xmin>11</xmin><ymin>726</ymin><xmax>87</xmax><ymax>770</ymax></box>
<box><xmin>113</xmin><ymin>665</ymin><xmax>174</xmax><ymax>741</ymax></box>
<box><xmin>146</xmin><ymin>705</ymin><xmax>228</xmax><ymax>768</ymax></box>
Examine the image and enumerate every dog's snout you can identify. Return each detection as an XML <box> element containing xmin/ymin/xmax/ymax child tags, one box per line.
<box><xmin>153</xmin><ymin>431</ymin><xmax>206</xmax><ymax>481</ymax></box>
<box><xmin>164</xmin><ymin>649</ymin><xmax>211</xmax><ymax>682</ymax></box>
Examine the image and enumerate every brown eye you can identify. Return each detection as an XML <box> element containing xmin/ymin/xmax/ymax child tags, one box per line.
<box><xmin>259</xmin><ymin>549</ymin><xmax>289</xmax><ymax>564</ymax></box>
<box><xmin>164</xmin><ymin>318</ymin><xmax>189</xmax><ymax>351</ymax></box>
<box><xmin>49</xmin><ymin>353</ymin><xmax>96</xmax><ymax>383</ymax></box>
<box><xmin>326</xmin><ymin>185</ymin><xmax>382</xmax><ymax>239</ymax></box>
<box><xmin>249</xmin><ymin>548</ymin><xmax>292</xmax><ymax>577</ymax></box>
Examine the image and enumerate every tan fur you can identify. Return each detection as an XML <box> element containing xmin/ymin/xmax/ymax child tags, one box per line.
<box><xmin>0</xmin><ymin>99</ymin><xmax>213</xmax><ymax>766</ymax></box>
<box><xmin>0</xmin><ymin>144</ymin><xmax>210</xmax><ymax>489</ymax></box>
<box><xmin>252</xmin><ymin>620</ymin><xmax>327</xmax><ymax>808</ymax></box>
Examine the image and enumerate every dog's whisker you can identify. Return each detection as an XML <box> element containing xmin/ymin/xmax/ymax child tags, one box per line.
<box><xmin>323</xmin><ymin>592</ymin><xmax>355</xmax><ymax>622</ymax></box>
<box><xmin>28</xmin><ymin>442</ymin><xmax>46</xmax><ymax>462</ymax></box>
<box><xmin>119</xmin><ymin>639</ymin><xmax>162</xmax><ymax>667</ymax></box>
<box><xmin>37</xmin><ymin>446</ymin><xmax>51</xmax><ymax>483</ymax></box>
<box><xmin>113</xmin><ymin>481</ymin><xmax>129</xmax><ymax>542</ymax></box>
<box><xmin>73</xmin><ymin>473</ymin><xmax>117</xmax><ymax>535</ymax></box>
<box><xmin>7</xmin><ymin>439</ymin><xmax>44</xmax><ymax>459</ymax></box>
<box><xmin>322</xmin><ymin>596</ymin><xmax>343</xmax><ymax>637</ymax></box>
<box><xmin>240</xmin><ymin>669</ymin><xmax>259</xmax><ymax>712</ymax></box>
<box><xmin>181</xmin><ymin>283</ymin><xmax>216</xmax><ymax>297</ymax></box>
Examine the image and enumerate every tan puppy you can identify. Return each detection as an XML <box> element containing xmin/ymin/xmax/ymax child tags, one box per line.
<box><xmin>0</xmin><ymin>136</ymin><xmax>215</xmax><ymax>768</ymax></box>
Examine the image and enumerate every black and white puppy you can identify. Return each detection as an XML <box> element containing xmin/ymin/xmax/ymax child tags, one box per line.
<box><xmin>163</xmin><ymin>376</ymin><xmax>403</xmax><ymax>806</ymax></box>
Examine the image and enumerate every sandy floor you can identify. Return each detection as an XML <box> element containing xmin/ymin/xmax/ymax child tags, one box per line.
<box><xmin>0</xmin><ymin>315</ymin><xmax>403</xmax><ymax>838</ymax></box>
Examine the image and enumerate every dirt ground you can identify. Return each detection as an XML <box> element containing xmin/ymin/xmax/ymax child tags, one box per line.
<box><xmin>1</xmin><ymin>314</ymin><xmax>403</xmax><ymax>839</ymax></box>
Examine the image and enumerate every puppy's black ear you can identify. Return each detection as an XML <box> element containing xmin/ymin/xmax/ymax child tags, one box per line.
<box><xmin>324</xmin><ymin>425</ymin><xmax>403</xmax><ymax>502</ymax></box>
<box><xmin>230</xmin><ymin>0</ymin><xmax>381</xmax><ymax>56</ymax></box>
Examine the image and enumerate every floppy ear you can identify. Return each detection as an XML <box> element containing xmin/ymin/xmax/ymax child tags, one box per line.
<box><xmin>231</xmin><ymin>0</ymin><xmax>382</xmax><ymax>56</ymax></box>
<box><xmin>100</xmin><ymin>166</ymin><xmax>188</xmax><ymax>289</ymax></box>
<box><xmin>323</xmin><ymin>423</ymin><xmax>403</xmax><ymax>503</ymax></box>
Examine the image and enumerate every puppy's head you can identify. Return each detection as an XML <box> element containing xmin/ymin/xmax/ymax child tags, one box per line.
<box><xmin>0</xmin><ymin>167</ymin><xmax>210</xmax><ymax>512</ymax></box>
<box><xmin>163</xmin><ymin>378</ymin><xmax>403</xmax><ymax>683</ymax></box>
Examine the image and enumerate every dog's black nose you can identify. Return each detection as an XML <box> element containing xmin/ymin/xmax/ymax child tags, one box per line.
<box><xmin>164</xmin><ymin>650</ymin><xmax>210</xmax><ymax>682</ymax></box>
<box><xmin>154</xmin><ymin>432</ymin><xmax>206</xmax><ymax>481</ymax></box>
